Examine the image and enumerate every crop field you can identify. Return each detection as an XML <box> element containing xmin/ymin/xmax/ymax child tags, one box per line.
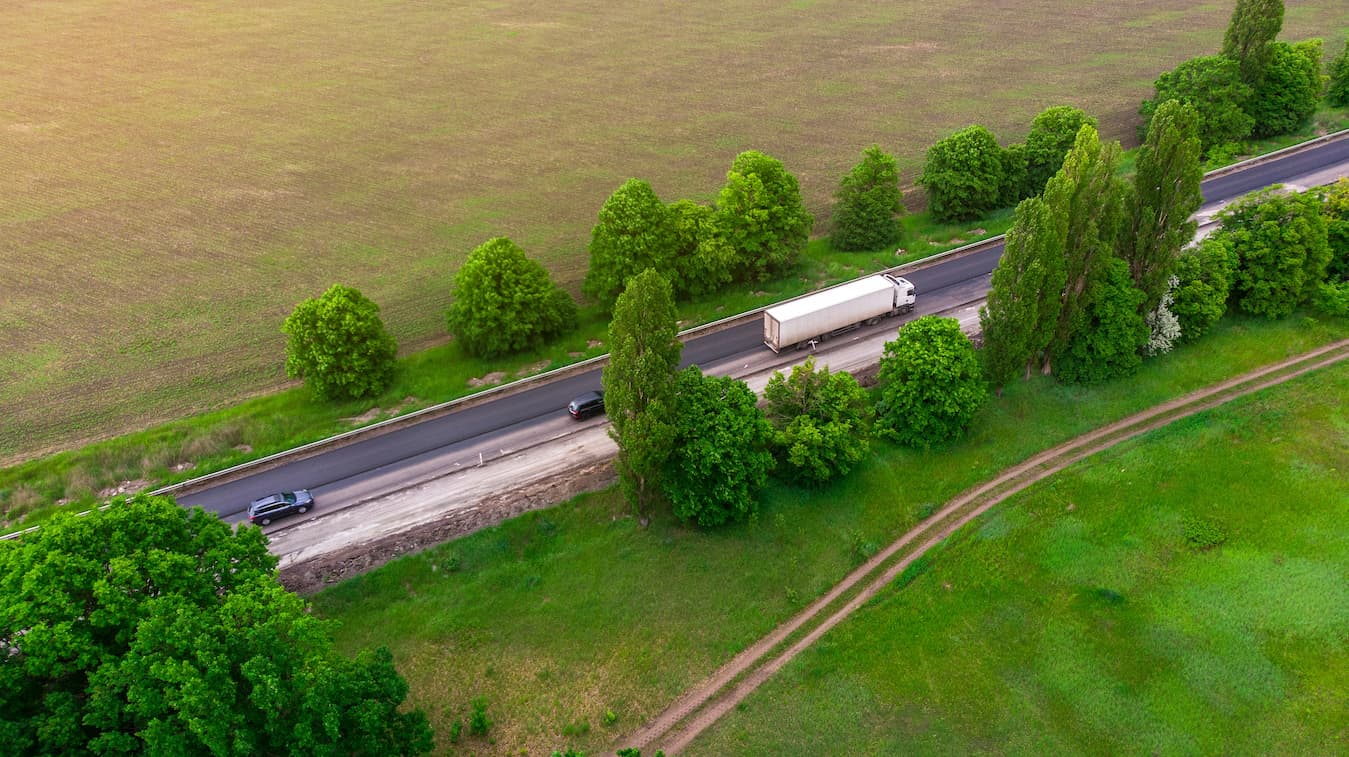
<box><xmin>311</xmin><ymin>316</ymin><xmax>1349</xmax><ymax>755</ymax></box>
<box><xmin>3</xmin><ymin>0</ymin><xmax>1348</xmax><ymax>462</ymax></box>
<box><xmin>690</xmin><ymin>361</ymin><xmax>1349</xmax><ymax>754</ymax></box>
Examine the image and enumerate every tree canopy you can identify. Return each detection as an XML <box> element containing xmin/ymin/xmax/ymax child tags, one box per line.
<box><xmin>602</xmin><ymin>269</ymin><xmax>683</xmax><ymax>517</ymax></box>
<box><xmin>831</xmin><ymin>145</ymin><xmax>905</xmax><ymax>252</ymax></box>
<box><xmin>282</xmin><ymin>284</ymin><xmax>398</xmax><ymax>401</ymax></box>
<box><xmin>875</xmin><ymin>316</ymin><xmax>987</xmax><ymax>447</ymax></box>
<box><xmin>1248</xmin><ymin>39</ymin><xmax>1324</xmax><ymax>139</ymax></box>
<box><xmin>667</xmin><ymin>199</ymin><xmax>735</xmax><ymax>298</ymax></box>
<box><xmin>1221</xmin><ymin>0</ymin><xmax>1285</xmax><ymax>88</ymax></box>
<box><xmin>1054</xmin><ymin>258</ymin><xmax>1150</xmax><ymax>384</ymax></box>
<box><xmin>980</xmin><ymin>196</ymin><xmax>1065</xmax><ymax>390</ymax></box>
<box><xmin>663</xmin><ymin>367</ymin><xmax>774</xmax><ymax>528</ymax></box>
<box><xmin>763</xmin><ymin>357</ymin><xmax>873</xmax><ymax>485</ymax></box>
<box><xmin>1217</xmin><ymin>187</ymin><xmax>1331</xmax><ymax>318</ymax></box>
<box><xmin>1022</xmin><ymin>106</ymin><xmax>1098</xmax><ymax>200</ymax></box>
<box><xmin>1320</xmin><ymin>178</ymin><xmax>1349</xmax><ymax>281</ymax></box>
<box><xmin>918</xmin><ymin>125</ymin><xmax>1008</xmax><ymax>223</ymax></box>
<box><xmin>446</xmin><ymin>237</ymin><xmax>577</xmax><ymax>358</ymax></box>
<box><xmin>0</xmin><ymin>494</ymin><xmax>432</xmax><ymax>756</ymax></box>
<box><xmin>1171</xmin><ymin>236</ymin><xmax>1238</xmax><ymax>342</ymax></box>
<box><xmin>1139</xmin><ymin>55</ymin><xmax>1254</xmax><ymax>155</ymax></box>
<box><xmin>714</xmin><ymin>151</ymin><xmax>813</xmax><ymax>281</ymax></box>
<box><xmin>584</xmin><ymin>179</ymin><xmax>678</xmax><ymax>308</ymax></box>
<box><xmin>1329</xmin><ymin>38</ymin><xmax>1349</xmax><ymax>107</ymax></box>
<box><xmin>1124</xmin><ymin>99</ymin><xmax>1204</xmax><ymax>313</ymax></box>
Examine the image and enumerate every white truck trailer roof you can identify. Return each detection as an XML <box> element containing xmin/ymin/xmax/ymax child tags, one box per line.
<box><xmin>765</xmin><ymin>275</ymin><xmax>899</xmax><ymax>323</ymax></box>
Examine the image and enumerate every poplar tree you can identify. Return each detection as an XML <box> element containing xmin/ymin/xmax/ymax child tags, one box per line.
<box><xmin>1043</xmin><ymin>125</ymin><xmax>1129</xmax><ymax>374</ymax></box>
<box><xmin>602</xmin><ymin>269</ymin><xmax>683</xmax><ymax>519</ymax></box>
<box><xmin>1222</xmin><ymin>0</ymin><xmax>1284</xmax><ymax>89</ymax></box>
<box><xmin>1124</xmin><ymin>100</ymin><xmax>1203</xmax><ymax>313</ymax></box>
<box><xmin>979</xmin><ymin>196</ymin><xmax>1065</xmax><ymax>390</ymax></box>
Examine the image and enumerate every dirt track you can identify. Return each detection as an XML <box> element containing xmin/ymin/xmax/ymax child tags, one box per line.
<box><xmin>624</xmin><ymin>339</ymin><xmax>1349</xmax><ymax>755</ymax></box>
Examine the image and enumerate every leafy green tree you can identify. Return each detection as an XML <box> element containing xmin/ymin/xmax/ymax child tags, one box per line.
<box><xmin>763</xmin><ymin>357</ymin><xmax>873</xmax><ymax>485</ymax></box>
<box><xmin>668</xmin><ymin>199</ymin><xmax>736</xmax><ymax>297</ymax></box>
<box><xmin>584</xmin><ymin>179</ymin><xmax>678</xmax><ymax>308</ymax></box>
<box><xmin>0</xmin><ymin>494</ymin><xmax>433</xmax><ymax>756</ymax></box>
<box><xmin>1218</xmin><ymin>187</ymin><xmax>1331</xmax><ymax>318</ymax></box>
<box><xmin>875</xmin><ymin>316</ymin><xmax>987</xmax><ymax>446</ymax></box>
<box><xmin>602</xmin><ymin>270</ymin><xmax>683</xmax><ymax>518</ymax></box>
<box><xmin>1139</xmin><ymin>56</ymin><xmax>1254</xmax><ymax>155</ymax></box>
<box><xmin>283</xmin><ymin>283</ymin><xmax>398</xmax><ymax>401</ymax></box>
<box><xmin>664</xmin><ymin>367</ymin><xmax>774</xmax><ymax>527</ymax></box>
<box><xmin>918</xmin><ymin>125</ymin><xmax>1008</xmax><ymax>222</ymax></box>
<box><xmin>1328</xmin><ymin>38</ymin><xmax>1349</xmax><ymax>106</ymax></box>
<box><xmin>1055</xmin><ymin>258</ymin><xmax>1150</xmax><ymax>384</ymax></box>
<box><xmin>1043</xmin><ymin>125</ymin><xmax>1130</xmax><ymax>373</ymax></box>
<box><xmin>1022</xmin><ymin>106</ymin><xmax>1098</xmax><ymax>200</ymax></box>
<box><xmin>715</xmin><ymin>150</ymin><xmax>813</xmax><ymax>281</ymax></box>
<box><xmin>831</xmin><ymin>145</ymin><xmax>905</xmax><ymax>251</ymax></box>
<box><xmin>446</xmin><ymin>237</ymin><xmax>577</xmax><ymax>358</ymax></box>
<box><xmin>1221</xmin><ymin>0</ymin><xmax>1284</xmax><ymax>88</ymax></box>
<box><xmin>980</xmin><ymin>196</ymin><xmax>1066</xmax><ymax>390</ymax></box>
<box><xmin>1172</xmin><ymin>236</ymin><xmax>1238</xmax><ymax>342</ymax></box>
<box><xmin>1124</xmin><ymin>99</ymin><xmax>1204</xmax><ymax>313</ymax></box>
<box><xmin>1320</xmin><ymin>178</ymin><xmax>1349</xmax><ymax>281</ymax></box>
<box><xmin>1248</xmin><ymin>40</ymin><xmax>1324</xmax><ymax>138</ymax></box>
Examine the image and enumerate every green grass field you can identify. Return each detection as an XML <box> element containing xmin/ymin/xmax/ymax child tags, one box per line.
<box><xmin>689</xmin><ymin>356</ymin><xmax>1349</xmax><ymax>755</ymax></box>
<box><xmin>5</xmin><ymin>0</ymin><xmax>1347</xmax><ymax>463</ymax></box>
<box><xmin>310</xmin><ymin>313</ymin><xmax>1349</xmax><ymax>756</ymax></box>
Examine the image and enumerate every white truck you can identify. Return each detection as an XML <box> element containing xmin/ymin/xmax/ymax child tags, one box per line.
<box><xmin>762</xmin><ymin>273</ymin><xmax>915</xmax><ymax>353</ymax></box>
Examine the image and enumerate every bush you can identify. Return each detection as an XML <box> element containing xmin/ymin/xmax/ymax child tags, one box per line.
<box><xmin>282</xmin><ymin>283</ymin><xmax>398</xmax><ymax>401</ymax></box>
<box><xmin>1172</xmin><ymin>236</ymin><xmax>1238</xmax><ymax>342</ymax></box>
<box><xmin>446</xmin><ymin>237</ymin><xmax>577</xmax><ymax>358</ymax></box>
<box><xmin>1182</xmin><ymin>515</ymin><xmax>1228</xmax><ymax>551</ymax></box>
<box><xmin>1328</xmin><ymin>38</ymin><xmax>1349</xmax><ymax>106</ymax></box>
<box><xmin>763</xmin><ymin>357</ymin><xmax>873</xmax><ymax>486</ymax></box>
<box><xmin>1218</xmin><ymin>187</ymin><xmax>1331</xmax><ymax>319</ymax></box>
<box><xmin>1139</xmin><ymin>55</ymin><xmax>1254</xmax><ymax>156</ymax></box>
<box><xmin>1055</xmin><ymin>258</ymin><xmax>1150</xmax><ymax>384</ymax></box>
<box><xmin>1247</xmin><ymin>40</ymin><xmax>1324</xmax><ymax>139</ymax></box>
<box><xmin>875</xmin><ymin>316</ymin><xmax>987</xmax><ymax>446</ymax></box>
<box><xmin>831</xmin><ymin>145</ymin><xmax>905</xmax><ymax>251</ymax></box>
<box><xmin>1312</xmin><ymin>280</ymin><xmax>1349</xmax><ymax>317</ymax></box>
<box><xmin>918</xmin><ymin>125</ymin><xmax>1008</xmax><ymax>223</ymax></box>
<box><xmin>469</xmin><ymin>696</ymin><xmax>492</xmax><ymax>736</ymax></box>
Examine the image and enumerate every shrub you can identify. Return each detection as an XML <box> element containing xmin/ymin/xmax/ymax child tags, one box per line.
<box><xmin>1247</xmin><ymin>40</ymin><xmax>1324</xmax><ymax>139</ymax></box>
<box><xmin>1218</xmin><ymin>187</ymin><xmax>1331</xmax><ymax>319</ymax></box>
<box><xmin>918</xmin><ymin>125</ymin><xmax>1008</xmax><ymax>223</ymax></box>
<box><xmin>1328</xmin><ymin>38</ymin><xmax>1349</xmax><ymax>106</ymax></box>
<box><xmin>470</xmin><ymin>696</ymin><xmax>492</xmax><ymax>736</ymax></box>
<box><xmin>1182</xmin><ymin>515</ymin><xmax>1228</xmax><ymax>551</ymax></box>
<box><xmin>1171</xmin><ymin>236</ymin><xmax>1238</xmax><ymax>342</ymax></box>
<box><xmin>875</xmin><ymin>316</ymin><xmax>987</xmax><ymax>446</ymax></box>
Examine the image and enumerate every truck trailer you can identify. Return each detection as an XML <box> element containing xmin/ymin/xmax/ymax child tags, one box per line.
<box><xmin>762</xmin><ymin>274</ymin><xmax>915</xmax><ymax>352</ymax></box>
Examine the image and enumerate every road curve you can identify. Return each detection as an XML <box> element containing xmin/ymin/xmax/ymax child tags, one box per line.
<box><xmin>179</xmin><ymin>136</ymin><xmax>1349</xmax><ymax>520</ymax></box>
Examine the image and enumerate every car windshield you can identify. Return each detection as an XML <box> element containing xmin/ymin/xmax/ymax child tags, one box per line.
<box><xmin>281</xmin><ymin>492</ymin><xmax>297</xmax><ymax>504</ymax></box>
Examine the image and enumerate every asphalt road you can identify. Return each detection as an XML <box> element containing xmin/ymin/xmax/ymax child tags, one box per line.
<box><xmin>181</xmin><ymin>136</ymin><xmax>1349</xmax><ymax>519</ymax></box>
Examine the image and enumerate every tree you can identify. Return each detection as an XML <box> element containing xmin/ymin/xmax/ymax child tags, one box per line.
<box><xmin>1217</xmin><ymin>187</ymin><xmax>1331</xmax><ymax>318</ymax></box>
<box><xmin>1320</xmin><ymin>178</ymin><xmax>1349</xmax><ymax>281</ymax></box>
<box><xmin>584</xmin><ymin>179</ymin><xmax>678</xmax><ymax>308</ymax></box>
<box><xmin>283</xmin><ymin>284</ymin><xmax>398</xmax><ymax>401</ymax></box>
<box><xmin>668</xmin><ymin>199</ymin><xmax>735</xmax><ymax>297</ymax></box>
<box><xmin>446</xmin><ymin>237</ymin><xmax>577</xmax><ymax>358</ymax></box>
<box><xmin>831</xmin><ymin>145</ymin><xmax>905</xmax><ymax>251</ymax></box>
<box><xmin>875</xmin><ymin>316</ymin><xmax>987</xmax><ymax>447</ymax></box>
<box><xmin>999</xmin><ymin>142</ymin><xmax>1029</xmax><ymax>207</ymax></box>
<box><xmin>1022</xmin><ymin>106</ymin><xmax>1098</xmax><ymax>200</ymax></box>
<box><xmin>663</xmin><ymin>367</ymin><xmax>775</xmax><ymax>527</ymax></box>
<box><xmin>1055</xmin><ymin>258</ymin><xmax>1150</xmax><ymax>384</ymax></box>
<box><xmin>602</xmin><ymin>269</ymin><xmax>683</xmax><ymax>518</ymax></box>
<box><xmin>1328</xmin><ymin>38</ymin><xmax>1349</xmax><ymax>106</ymax></box>
<box><xmin>1221</xmin><ymin>0</ymin><xmax>1284</xmax><ymax>89</ymax></box>
<box><xmin>1043</xmin><ymin>125</ymin><xmax>1130</xmax><ymax>374</ymax></box>
<box><xmin>763</xmin><ymin>357</ymin><xmax>873</xmax><ymax>485</ymax></box>
<box><xmin>0</xmin><ymin>494</ymin><xmax>433</xmax><ymax>756</ymax></box>
<box><xmin>714</xmin><ymin>151</ymin><xmax>813</xmax><ymax>281</ymax></box>
<box><xmin>1248</xmin><ymin>40</ymin><xmax>1324</xmax><ymax>138</ymax></box>
<box><xmin>1139</xmin><ymin>56</ymin><xmax>1254</xmax><ymax>155</ymax></box>
<box><xmin>1124</xmin><ymin>99</ymin><xmax>1204</xmax><ymax>313</ymax></box>
<box><xmin>918</xmin><ymin>125</ymin><xmax>1007</xmax><ymax>222</ymax></box>
<box><xmin>1172</xmin><ymin>236</ymin><xmax>1238</xmax><ymax>342</ymax></box>
<box><xmin>979</xmin><ymin>196</ymin><xmax>1066</xmax><ymax>390</ymax></box>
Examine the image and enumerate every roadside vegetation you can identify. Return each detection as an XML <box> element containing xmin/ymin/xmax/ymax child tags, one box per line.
<box><xmin>311</xmin><ymin>314</ymin><xmax>1349</xmax><ymax>756</ymax></box>
<box><xmin>688</xmin><ymin>357</ymin><xmax>1349</xmax><ymax>756</ymax></box>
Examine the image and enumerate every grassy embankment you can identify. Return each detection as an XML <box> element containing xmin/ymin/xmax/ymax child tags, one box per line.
<box><xmin>690</xmin><ymin>350</ymin><xmax>1349</xmax><ymax>755</ymax></box>
<box><xmin>311</xmin><ymin>313</ymin><xmax>1349</xmax><ymax>756</ymax></box>
<box><xmin>5</xmin><ymin>0</ymin><xmax>1347</xmax><ymax>520</ymax></box>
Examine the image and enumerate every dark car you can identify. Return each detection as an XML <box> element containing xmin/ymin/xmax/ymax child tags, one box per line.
<box><xmin>247</xmin><ymin>489</ymin><xmax>314</xmax><ymax>526</ymax></box>
<box><xmin>567</xmin><ymin>391</ymin><xmax>605</xmax><ymax>420</ymax></box>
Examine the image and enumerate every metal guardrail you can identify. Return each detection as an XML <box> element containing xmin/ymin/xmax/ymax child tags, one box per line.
<box><xmin>6</xmin><ymin>128</ymin><xmax>1348</xmax><ymax>541</ymax></box>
